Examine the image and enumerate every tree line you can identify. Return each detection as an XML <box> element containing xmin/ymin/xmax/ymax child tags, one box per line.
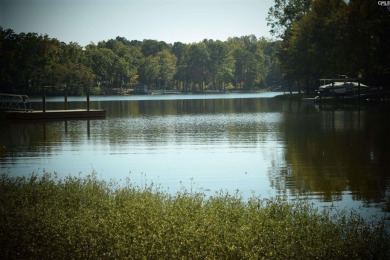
<box><xmin>3</xmin><ymin>0</ymin><xmax>388</xmax><ymax>96</ymax></box>
<box><xmin>267</xmin><ymin>0</ymin><xmax>390</xmax><ymax>93</ymax></box>
<box><xmin>0</xmin><ymin>28</ymin><xmax>284</xmax><ymax>95</ymax></box>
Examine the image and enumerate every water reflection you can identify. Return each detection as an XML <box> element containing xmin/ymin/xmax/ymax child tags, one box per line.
<box><xmin>1</xmin><ymin>97</ymin><xmax>389</xmax><ymax>216</ymax></box>
<box><xmin>270</xmin><ymin>103</ymin><xmax>390</xmax><ymax>211</ymax></box>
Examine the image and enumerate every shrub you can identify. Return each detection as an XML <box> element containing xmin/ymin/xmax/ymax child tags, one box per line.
<box><xmin>0</xmin><ymin>173</ymin><xmax>389</xmax><ymax>259</ymax></box>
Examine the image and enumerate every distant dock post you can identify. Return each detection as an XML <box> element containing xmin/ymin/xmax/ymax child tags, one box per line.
<box><xmin>64</xmin><ymin>85</ymin><xmax>68</xmax><ymax>110</ymax></box>
<box><xmin>87</xmin><ymin>91</ymin><xmax>90</xmax><ymax>111</ymax></box>
<box><xmin>42</xmin><ymin>86</ymin><xmax>46</xmax><ymax>113</ymax></box>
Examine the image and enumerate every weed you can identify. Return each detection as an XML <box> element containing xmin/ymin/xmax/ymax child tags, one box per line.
<box><xmin>0</xmin><ymin>173</ymin><xmax>389</xmax><ymax>259</ymax></box>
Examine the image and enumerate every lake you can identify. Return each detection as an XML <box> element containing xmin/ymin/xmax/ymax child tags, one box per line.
<box><xmin>1</xmin><ymin>92</ymin><xmax>389</xmax><ymax>221</ymax></box>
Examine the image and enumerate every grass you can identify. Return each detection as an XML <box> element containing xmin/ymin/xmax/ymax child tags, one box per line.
<box><xmin>1</xmin><ymin>172</ymin><xmax>389</xmax><ymax>259</ymax></box>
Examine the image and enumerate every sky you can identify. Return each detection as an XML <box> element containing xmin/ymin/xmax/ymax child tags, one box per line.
<box><xmin>0</xmin><ymin>0</ymin><xmax>274</xmax><ymax>46</ymax></box>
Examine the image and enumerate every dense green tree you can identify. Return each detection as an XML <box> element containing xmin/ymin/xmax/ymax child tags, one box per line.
<box><xmin>0</xmin><ymin>29</ymin><xmax>61</xmax><ymax>93</ymax></box>
<box><xmin>23</xmin><ymin>34</ymin><xmax>60</xmax><ymax>90</ymax></box>
<box><xmin>267</xmin><ymin>0</ymin><xmax>313</xmax><ymax>37</ymax></box>
<box><xmin>141</xmin><ymin>39</ymin><xmax>170</xmax><ymax>57</ymax></box>
<box><xmin>263</xmin><ymin>41</ymin><xmax>285</xmax><ymax>87</ymax></box>
<box><xmin>85</xmin><ymin>45</ymin><xmax>116</xmax><ymax>88</ymax></box>
<box><xmin>49</xmin><ymin>42</ymin><xmax>93</xmax><ymax>94</ymax></box>
<box><xmin>279</xmin><ymin>0</ymin><xmax>347</xmax><ymax>93</ymax></box>
<box><xmin>95</xmin><ymin>39</ymin><xmax>142</xmax><ymax>88</ymax></box>
<box><xmin>172</xmin><ymin>42</ymin><xmax>190</xmax><ymax>90</ymax></box>
<box><xmin>228</xmin><ymin>36</ymin><xmax>267</xmax><ymax>89</ymax></box>
<box><xmin>205</xmin><ymin>40</ymin><xmax>235</xmax><ymax>91</ymax></box>
<box><xmin>269</xmin><ymin>0</ymin><xmax>390</xmax><ymax>92</ymax></box>
<box><xmin>0</xmin><ymin>28</ymin><xmax>21</xmax><ymax>92</ymax></box>
<box><xmin>0</xmin><ymin>27</ymin><xmax>281</xmax><ymax>95</ymax></box>
<box><xmin>186</xmin><ymin>42</ymin><xmax>211</xmax><ymax>91</ymax></box>
<box><xmin>139</xmin><ymin>56</ymin><xmax>159</xmax><ymax>88</ymax></box>
<box><xmin>156</xmin><ymin>49</ymin><xmax>177</xmax><ymax>89</ymax></box>
<box><xmin>344</xmin><ymin>0</ymin><xmax>390</xmax><ymax>86</ymax></box>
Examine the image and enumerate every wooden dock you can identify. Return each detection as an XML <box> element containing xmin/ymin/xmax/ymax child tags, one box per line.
<box><xmin>5</xmin><ymin>109</ymin><xmax>106</xmax><ymax>120</ymax></box>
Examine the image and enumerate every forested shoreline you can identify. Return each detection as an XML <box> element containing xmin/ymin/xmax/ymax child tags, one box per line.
<box><xmin>267</xmin><ymin>0</ymin><xmax>390</xmax><ymax>93</ymax></box>
<box><xmin>0</xmin><ymin>28</ymin><xmax>283</xmax><ymax>96</ymax></box>
<box><xmin>1</xmin><ymin>0</ymin><xmax>389</xmax><ymax>96</ymax></box>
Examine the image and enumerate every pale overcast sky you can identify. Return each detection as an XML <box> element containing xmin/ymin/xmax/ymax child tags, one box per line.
<box><xmin>0</xmin><ymin>0</ymin><xmax>274</xmax><ymax>46</ymax></box>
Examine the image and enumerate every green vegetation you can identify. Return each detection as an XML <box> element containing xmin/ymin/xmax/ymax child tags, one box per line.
<box><xmin>267</xmin><ymin>0</ymin><xmax>390</xmax><ymax>93</ymax></box>
<box><xmin>1</xmin><ymin>173</ymin><xmax>389</xmax><ymax>259</ymax></box>
<box><xmin>1</xmin><ymin>1</ymin><xmax>389</xmax><ymax>97</ymax></box>
<box><xmin>0</xmin><ymin>29</ymin><xmax>283</xmax><ymax>95</ymax></box>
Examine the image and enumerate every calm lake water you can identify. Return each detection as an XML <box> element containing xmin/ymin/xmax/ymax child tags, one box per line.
<box><xmin>1</xmin><ymin>93</ymin><xmax>389</xmax><ymax>220</ymax></box>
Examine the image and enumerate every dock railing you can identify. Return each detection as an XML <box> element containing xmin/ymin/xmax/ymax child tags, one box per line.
<box><xmin>0</xmin><ymin>93</ymin><xmax>31</xmax><ymax>111</ymax></box>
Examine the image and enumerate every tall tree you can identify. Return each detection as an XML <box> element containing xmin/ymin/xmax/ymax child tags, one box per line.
<box><xmin>205</xmin><ymin>40</ymin><xmax>234</xmax><ymax>90</ymax></box>
<box><xmin>263</xmin><ymin>40</ymin><xmax>285</xmax><ymax>87</ymax></box>
<box><xmin>156</xmin><ymin>49</ymin><xmax>177</xmax><ymax>89</ymax></box>
<box><xmin>139</xmin><ymin>56</ymin><xmax>159</xmax><ymax>88</ymax></box>
<box><xmin>228</xmin><ymin>36</ymin><xmax>266</xmax><ymax>89</ymax></box>
<box><xmin>345</xmin><ymin>0</ymin><xmax>390</xmax><ymax>85</ymax></box>
<box><xmin>97</xmin><ymin>39</ymin><xmax>142</xmax><ymax>88</ymax></box>
<box><xmin>85</xmin><ymin>45</ymin><xmax>116</xmax><ymax>88</ymax></box>
<box><xmin>186</xmin><ymin>43</ymin><xmax>211</xmax><ymax>91</ymax></box>
<box><xmin>0</xmin><ymin>28</ymin><xmax>20</xmax><ymax>92</ymax></box>
<box><xmin>51</xmin><ymin>42</ymin><xmax>94</xmax><ymax>94</ymax></box>
<box><xmin>267</xmin><ymin>0</ymin><xmax>313</xmax><ymax>38</ymax></box>
<box><xmin>141</xmin><ymin>40</ymin><xmax>170</xmax><ymax>57</ymax></box>
<box><xmin>172</xmin><ymin>42</ymin><xmax>189</xmax><ymax>91</ymax></box>
<box><xmin>269</xmin><ymin>0</ymin><xmax>390</xmax><ymax>92</ymax></box>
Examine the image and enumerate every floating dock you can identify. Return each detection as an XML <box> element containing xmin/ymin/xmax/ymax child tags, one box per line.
<box><xmin>5</xmin><ymin>109</ymin><xmax>106</xmax><ymax>120</ymax></box>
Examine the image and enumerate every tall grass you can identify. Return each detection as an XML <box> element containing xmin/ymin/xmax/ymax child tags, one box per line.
<box><xmin>0</xmin><ymin>172</ymin><xmax>389</xmax><ymax>259</ymax></box>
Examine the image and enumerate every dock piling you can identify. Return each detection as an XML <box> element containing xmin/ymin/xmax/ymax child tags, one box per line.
<box><xmin>42</xmin><ymin>86</ymin><xmax>46</xmax><ymax>112</ymax></box>
<box><xmin>64</xmin><ymin>85</ymin><xmax>68</xmax><ymax>110</ymax></box>
<box><xmin>87</xmin><ymin>91</ymin><xmax>90</xmax><ymax>111</ymax></box>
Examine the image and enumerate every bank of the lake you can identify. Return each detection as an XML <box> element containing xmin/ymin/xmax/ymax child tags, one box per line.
<box><xmin>1</xmin><ymin>173</ymin><xmax>389</xmax><ymax>259</ymax></box>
